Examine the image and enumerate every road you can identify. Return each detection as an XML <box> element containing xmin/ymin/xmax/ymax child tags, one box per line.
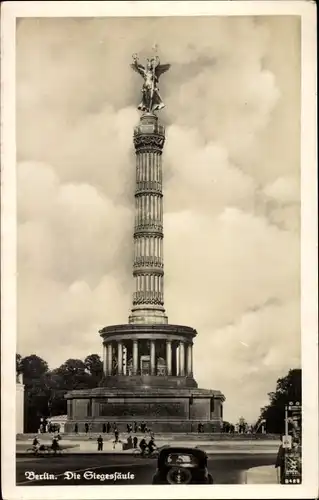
<box><xmin>17</xmin><ymin>453</ymin><xmax>277</xmax><ymax>485</ymax></box>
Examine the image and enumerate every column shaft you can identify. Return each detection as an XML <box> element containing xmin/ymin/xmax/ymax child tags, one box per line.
<box><xmin>107</xmin><ymin>343</ymin><xmax>112</xmax><ymax>376</ymax></box>
<box><xmin>179</xmin><ymin>342</ymin><xmax>185</xmax><ymax>376</ymax></box>
<box><xmin>150</xmin><ymin>340</ymin><xmax>156</xmax><ymax>375</ymax></box>
<box><xmin>117</xmin><ymin>341</ymin><xmax>123</xmax><ymax>375</ymax></box>
<box><xmin>103</xmin><ymin>344</ymin><xmax>107</xmax><ymax>375</ymax></box>
<box><xmin>129</xmin><ymin>114</ymin><xmax>167</xmax><ymax>325</ymax></box>
<box><xmin>187</xmin><ymin>344</ymin><xmax>193</xmax><ymax>376</ymax></box>
<box><xmin>133</xmin><ymin>340</ymin><xmax>138</xmax><ymax>375</ymax></box>
<box><xmin>166</xmin><ymin>340</ymin><xmax>172</xmax><ymax>376</ymax></box>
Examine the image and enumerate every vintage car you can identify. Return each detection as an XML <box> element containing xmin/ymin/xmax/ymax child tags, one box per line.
<box><xmin>152</xmin><ymin>446</ymin><xmax>213</xmax><ymax>484</ymax></box>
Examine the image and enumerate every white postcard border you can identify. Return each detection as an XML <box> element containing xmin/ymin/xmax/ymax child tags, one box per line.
<box><xmin>1</xmin><ymin>1</ymin><xmax>317</xmax><ymax>499</ymax></box>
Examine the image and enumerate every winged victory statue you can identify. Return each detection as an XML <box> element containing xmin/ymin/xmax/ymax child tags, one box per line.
<box><xmin>131</xmin><ymin>52</ymin><xmax>171</xmax><ymax>113</ymax></box>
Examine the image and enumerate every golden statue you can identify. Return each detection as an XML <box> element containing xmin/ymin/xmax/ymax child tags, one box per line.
<box><xmin>131</xmin><ymin>52</ymin><xmax>170</xmax><ymax>113</ymax></box>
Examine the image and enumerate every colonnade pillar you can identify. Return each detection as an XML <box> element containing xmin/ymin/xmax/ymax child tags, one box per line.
<box><xmin>179</xmin><ymin>342</ymin><xmax>185</xmax><ymax>376</ymax></box>
<box><xmin>103</xmin><ymin>338</ymin><xmax>193</xmax><ymax>378</ymax></box>
<box><xmin>150</xmin><ymin>340</ymin><xmax>156</xmax><ymax>375</ymax></box>
<box><xmin>103</xmin><ymin>344</ymin><xmax>107</xmax><ymax>374</ymax></box>
<box><xmin>133</xmin><ymin>340</ymin><xmax>138</xmax><ymax>375</ymax></box>
<box><xmin>117</xmin><ymin>341</ymin><xmax>123</xmax><ymax>375</ymax></box>
<box><xmin>187</xmin><ymin>344</ymin><xmax>193</xmax><ymax>376</ymax></box>
<box><xmin>166</xmin><ymin>340</ymin><xmax>172</xmax><ymax>375</ymax></box>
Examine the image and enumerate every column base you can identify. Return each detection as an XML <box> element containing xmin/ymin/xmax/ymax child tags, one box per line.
<box><xmin>129</xmin><ymin>306</ymin><xmax>168</xmax><ymax>324</ymax></box>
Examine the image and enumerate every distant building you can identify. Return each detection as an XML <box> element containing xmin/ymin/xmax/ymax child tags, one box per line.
<box><xmin>16</xmin><ymin>373</ymin><xmax>24</xmax><ymax>434</ymax></box>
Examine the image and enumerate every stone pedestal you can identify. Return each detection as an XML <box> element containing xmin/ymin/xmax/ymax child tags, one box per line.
<box><xmin>65</xmin><ymin>323</ymin><xmax>225</xmax><ymax>432</ymax></box>
<box><xmin>64</xmin><ymin>386</ymin><xmax>224</xmax><ymax>433</ymax></box>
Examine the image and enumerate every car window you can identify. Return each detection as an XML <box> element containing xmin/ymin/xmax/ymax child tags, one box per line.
<box><xmin>165</xmin><ymin>453</ymin><xmax>199</xmax><ymax>466</ymax></box>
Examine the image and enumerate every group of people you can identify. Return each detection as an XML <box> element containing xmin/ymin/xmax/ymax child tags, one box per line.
<box><xmin>138</xmin><ymin>436</ymin><xmax>157</xmax><ymax>456</ymax></box>
<box><xmin>32</xmin><ymin>433</ymin><xmax>61</xmax><ymax>454</ymax></box>
<box><xmin>96</xmin><ymin>434</ymin><xmax>157</xmax><ymax>454</ymax></box>
<box><xmin>94</xmin><ymin>423</ymin><xmax>156</xmax><ymax>454</ymax></box>
<box><xmin>74</xmin><ymin>421</ymin><xmax>152</xmax><ymax>435</ymax></box>
<box><xmin>38</xmin><ymin>418</ymin><xmax>61</xmax><ymax>434</ymax></box>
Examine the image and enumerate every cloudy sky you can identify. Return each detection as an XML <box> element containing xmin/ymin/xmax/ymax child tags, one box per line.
<box><xmin>16</xmin><ymin>15</ymin><xmax>301</xmax><ymax>423</ymax></box>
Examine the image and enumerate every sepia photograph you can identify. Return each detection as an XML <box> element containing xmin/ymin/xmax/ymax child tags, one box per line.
<box><xmin>1</xmin><ymin>1</ymin><xmax>317</xmax><ymax>499</ymax></box>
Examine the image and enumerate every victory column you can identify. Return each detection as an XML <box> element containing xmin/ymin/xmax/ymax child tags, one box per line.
<box><xmin>65</xmin><ymin>51</ymin><xmax>225</xmax><ymax>433</ymax></box>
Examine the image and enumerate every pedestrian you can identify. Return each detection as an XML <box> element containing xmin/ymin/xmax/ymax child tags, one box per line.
<box><xmin>51</xmin><ymin>435</ymin><xmax>59</xmax><ymax>455</ymax></box>
<box><xmin>133</xmin><ymin>436</ymin><xmax>138</xmax><ymax>449</ymax></box>
<box><xmin>32</xmin><ymin>436</ymin><xmax>40</xmax><ymax>453</ymax></box>
<box><xmin>74</xmin><ymin>423</ymin><xmax>78</xmax><ymax>434</ymax></box>
<box><xmin>113</xmin><ymin>429</ymin><xmax>120</xmax><ymax>450</ymax></box>
<box><xmin>275</xmin><ymin>436</ymin><xmax>285</xmax><ymax>484</ymax></box>
<box><xmin>139</xmin><ymin>437</ymin><xmax>147</xmax><ymax>456</ymax></box>
<box><xmin>85</xmin><ymin>423</ymin><xmax>89</xmax><ymax>434</ymax></box>
<box><xmin>127</xmin><ymin>435</ymin><xmax>133</xmax><ymax>449</ymax></box>
<box><xmin>134</xmin><ymin>421</ymin><xmax>138</xmax><ymax>433</ymax></box>
<box><xmin>106</xmin><ymin>422</ymin><xmax>111</xmax><ymax>433</ymax></box>
<box><xmin>102</xmin><ymin>423</ymin><xmax>106</xmax><ymax>433</ymax></box>
<box><xmin>127</xmin><ymin>423</ymin><xmax>130</xmax><ymax>433</ymax></box>
<box><xmin>148</xmin><ymin>437</ymin><xmax>156</xmax><ymax>455</ymax></box>
<box><xmin>97</xmin><ymin>435</ymin><xmax>103</xmax><ymax>451</ymax></box>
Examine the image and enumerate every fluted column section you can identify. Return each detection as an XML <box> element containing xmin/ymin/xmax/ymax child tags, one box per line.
<box><xmin>129</xmin><ymin>113</ymin><xmax>168</xmax><ymax>325</ymax></box>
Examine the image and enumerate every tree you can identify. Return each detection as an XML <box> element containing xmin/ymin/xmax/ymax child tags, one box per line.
<box><xmin>84</xmin><ymin>354</ymin><xmax>103</xmax><ymax>386</ymax></box>
<box><xmin>55</xmin><ymin>358</ymin><xmax>92</xmax><ymax>389</ymax></box>
<box><xmin>45</xmin><ymin>371</ymin><xmax>68</xmax><ymax>416</ymax></box>
<box><xmin>21</xmin><ymin>354</ymin><xmax>48</xmax><ymax>379</ymax></box>
<box><xmin>18</xmin><ymin>355</ymin><xmax>50</xmax><ymax>432</ymax></box>
<box><xmin>17</xmin><ymin>353</ymin><xmax>104</xmax><ymax>431</ymax></box>
<box><xmin>260</xmin><ymin>368</ymin><xmax>301</xmax><ymax>434</ymax></box>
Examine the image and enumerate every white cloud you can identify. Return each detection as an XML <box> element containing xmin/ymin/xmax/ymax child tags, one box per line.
<box><xmin>16</xmin><ymin>16</ymin><xmax>300</xmax><ymax>423</ymax></box>
<box><xmin>264</xmin><ymin>175</ymin><xmax>300</xmax><ymax>204</ymax></box>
